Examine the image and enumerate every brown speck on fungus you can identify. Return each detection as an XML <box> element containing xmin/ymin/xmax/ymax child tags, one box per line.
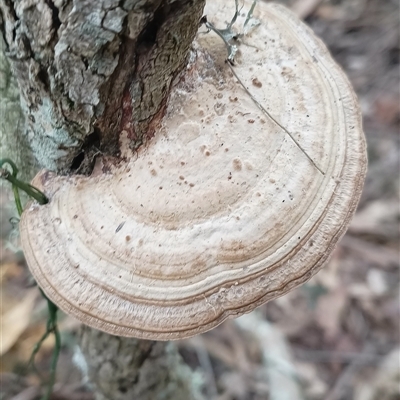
<box><xmin>252</xmin><ymin>77</ymin><xmax>263</xmax><ymax>88</ymax></box>
<box><xmin>233</xmin><ymin>159</ymin><xmax>242</xmax><ymax>171</ymax></box>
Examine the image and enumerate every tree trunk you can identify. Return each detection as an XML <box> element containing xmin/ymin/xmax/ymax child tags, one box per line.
<box><xmin>0</xmin><ymin>0</ymin><xmax>206</xmax><ymax>398</ymax></box>
<box><xmin>0</xmin><ymin>0</ymin><xmax>205</xmax><ymax>173</ymax></box>
<box><xmin>79</xmin><ymin>326</ymin><xmax>203</xmax><ymax>400</ymax></box>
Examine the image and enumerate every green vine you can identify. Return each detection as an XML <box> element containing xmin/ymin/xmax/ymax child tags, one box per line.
<box><xmin>0</xmin><ymin>158</ymin><xmax>60</xmax><ymax>400</ymax></box>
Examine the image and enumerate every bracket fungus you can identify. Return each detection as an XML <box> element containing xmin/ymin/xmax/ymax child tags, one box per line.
<box><xmin>20</xmin><ymin>1</ymin><xmax>366</xmax><ymax>340</ymax></box>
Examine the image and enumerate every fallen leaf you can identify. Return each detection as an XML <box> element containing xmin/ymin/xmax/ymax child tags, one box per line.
<box><xmin>0</xmin><ymin>290</ymin><xmax>38</xmax><ymax>355</ymax></box>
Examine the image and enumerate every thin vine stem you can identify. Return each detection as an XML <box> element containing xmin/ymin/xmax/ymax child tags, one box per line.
<box><xmin>0</xmin><ymin>158</ymin><xmax>48</xmax><ymax>205</ymax></box>
<box><xmin>0</xmin><ymin>158</ymin><xmax>60</xmax><ymax>400</ymax></box>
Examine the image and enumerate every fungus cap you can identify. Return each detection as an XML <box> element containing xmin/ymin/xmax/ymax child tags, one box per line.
<box><xmin>20</xmin><ymin>1</ymin><xmax>367</xmax><ymax>340</ymax></box>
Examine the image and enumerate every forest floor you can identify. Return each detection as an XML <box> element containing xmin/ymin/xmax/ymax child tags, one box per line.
<box><xmin>1</xmin><ymin>0</ymin><xmax>399</xmax><ymax>399</ymax></box>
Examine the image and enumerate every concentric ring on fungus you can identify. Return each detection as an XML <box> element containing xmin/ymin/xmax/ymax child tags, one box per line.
<box><xmin>20</xmin><ymin>0</ymin><xmax>367</xmax><ymax>340</ymax></box>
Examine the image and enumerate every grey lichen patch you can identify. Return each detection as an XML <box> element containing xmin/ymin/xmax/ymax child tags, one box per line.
<box><xmin>0</xmin><ymin>37</ymin><xmax>37</xmax><ymax>181</ymax></box>
<box><xmin>59</xmin><ymin>7</ymin><xmax>115</xmax><ymax>57</ymax></box>
<box><xmin>24</xmin><ymin>97</ymin><xmax>81</xmax><ymax>171</ymax></box>
<box><xmin>55</xmin><ymin>49</ymin><xmax>99</xmax><ymax>105</ymax></box>
<box><xmin>17</xmin><ymin>0</ymin><xmax>55</xmax><ymax>58</ymax></box>
<box><xmin>103</xmin><ymin>8</ymin><xmax>128</xmax><ymax>33</ymax></box>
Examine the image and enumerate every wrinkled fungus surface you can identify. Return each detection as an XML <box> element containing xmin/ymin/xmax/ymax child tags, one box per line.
<box><xmin>20</xmin><ymin>1</ymin><xmax>366</xmax><ymax>339</ymax></box>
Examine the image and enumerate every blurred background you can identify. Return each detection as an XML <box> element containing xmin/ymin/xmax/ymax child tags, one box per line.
<box><xmin>1</xmin><ymin>0</ymin><xmax>399</xmax><ymax>399</ymax></box>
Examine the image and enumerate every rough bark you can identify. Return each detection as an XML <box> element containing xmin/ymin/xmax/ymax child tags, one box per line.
<box><xmin>79</xmin><ymin>326</ymin><xmax>203</xmax><ymax>400</ymax></box>
<box><xmin>0</xmin><ymin>0</ymin><xmax>206</xmax><ymax>399</ymax></box>
<box><xmin>0</xmin><ymin>35</ymin><xmax>36</xmax><ymax>181</ymax></box>
<box><xmin>0</xmin><ymin>0</ymin><xmax>205</xmax><ymax>173</ymax></box>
